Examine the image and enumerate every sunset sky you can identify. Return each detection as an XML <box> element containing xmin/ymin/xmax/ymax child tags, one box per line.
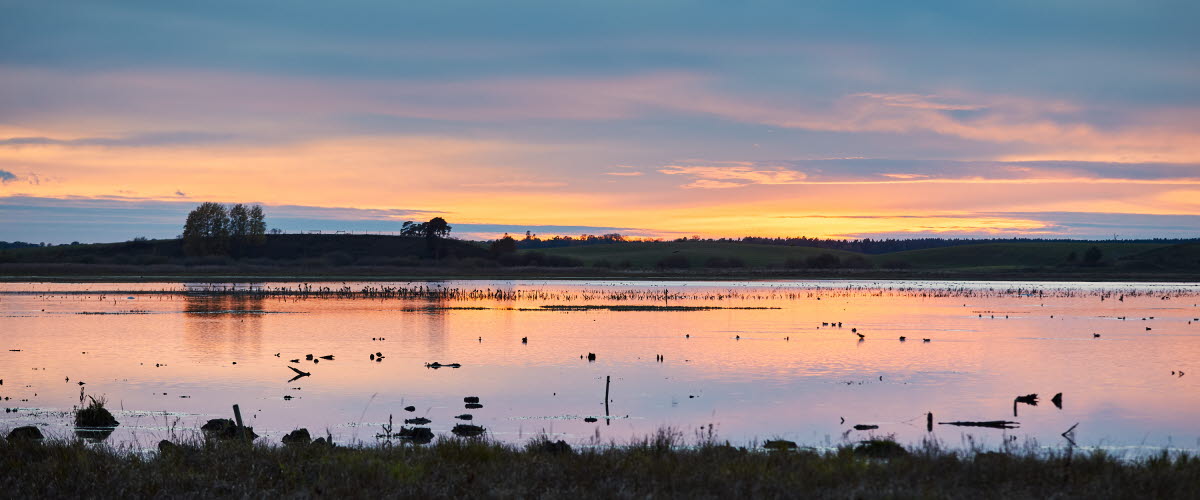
<box><xmin>2</xmin><ymin>1</ymin><xmax>1198</xmax><ymax>243</ymax></box>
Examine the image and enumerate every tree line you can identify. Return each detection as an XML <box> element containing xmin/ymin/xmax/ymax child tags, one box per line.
<box><xmin>182</xmin><ymin>202</ymin><xmax>267</xmax><ymax>256</ymax></box>
<box><xmin>509</xmin><ymin>233</ymin><xmax>1199</xmax><ymax>254</ymax></box>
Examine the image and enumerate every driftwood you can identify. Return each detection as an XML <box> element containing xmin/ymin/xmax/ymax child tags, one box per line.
<box><xmin>938</xmin><ymin>420</ymin><xmax>1019</xmax><ymax>429</ymax></box>
<box><xmin>1062</xmin><ymin>422</ymin><xmax>1079</xmax><ymax>446</ymax></box>
<box><xmin>1013</xmin><ymin>394</ymin><xmax>1038</xmax><ymax>416</ymax></box>
<box><xmin>287</xmin><ymin>366</ymin><xmax>311</xmax><ymax>383</ymax></box>
<box><xmin>853</xmin><ymin>424</ymin><xmax>879</xmax><ymax>430</ymax></box>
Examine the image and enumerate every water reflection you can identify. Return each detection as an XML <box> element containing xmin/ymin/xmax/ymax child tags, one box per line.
<box><xmin>0</xmin><ymin>280</ymin><xmax>1198</xmax><ymax>455</ymax></box>
<box><xmin>184</xmin><ymin>294</ymin><xmax>265</xmax><ymax>359</ymax></box>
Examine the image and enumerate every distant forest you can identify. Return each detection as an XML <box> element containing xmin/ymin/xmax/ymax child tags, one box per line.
<box><xmin>512</xmin><ymin>233</ymin><xmax>1200</xmax><ymax>254</ymax></box>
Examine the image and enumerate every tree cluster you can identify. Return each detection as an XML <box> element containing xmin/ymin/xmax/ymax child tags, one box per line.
<box><xmin>182</xmin><ymin>202</ymin><xmax>267</xmax><ymax>256</ymax></box>
<box><xmin>400</xmin><ymin>217</ymin><xmax>452</xmax><ymax>239</ymax></box>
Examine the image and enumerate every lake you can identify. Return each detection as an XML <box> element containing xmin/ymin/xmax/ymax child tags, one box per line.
<box><xmin>2</xmin><ymin>279</ymin><xmax>1198</xmax><ymax>454</ymax></box>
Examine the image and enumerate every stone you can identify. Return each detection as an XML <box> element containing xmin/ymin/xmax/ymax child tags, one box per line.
<box><xmin>282</xmin><ymin>428</ymin><xmax>312</xmax><ymax>445</ymax></box>
<box><xmin>6</xmin><ymin>425</ymin><xmax>43</xmax><ymax>441</ymax></box>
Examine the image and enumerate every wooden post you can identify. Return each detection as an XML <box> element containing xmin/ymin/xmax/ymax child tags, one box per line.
<box><xmin>927</xmin><ymin>412</ymin><xmax>933</xmax><ymax>432</ymax></box>
<box><xmin>604</xmin><ymin>376</ymin><xmax>611</xmax><ymax>426</ymax></box>
<box><xmin>233</xmin><ymin>404</ymin><xmax>245</xmax><ymax>440</ymax></box>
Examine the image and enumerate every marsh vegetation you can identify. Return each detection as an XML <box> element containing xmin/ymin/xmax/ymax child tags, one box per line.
<box><xmin>2</xmin><ymin>429</ymin><xmax>1199</xmax><ymax>498</ymax></box>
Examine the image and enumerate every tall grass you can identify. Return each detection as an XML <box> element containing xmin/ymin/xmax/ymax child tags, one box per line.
<box><xmin>2</xmin><ymin>429</ymin><xmax>1198</xmax><ymax>498</ymax></box>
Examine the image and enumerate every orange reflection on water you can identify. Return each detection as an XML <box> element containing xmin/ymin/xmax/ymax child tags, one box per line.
<box><xmin>1</xmin><ymin>280</ymin><xmax>1199</xmax><ymax>453</ymax></box>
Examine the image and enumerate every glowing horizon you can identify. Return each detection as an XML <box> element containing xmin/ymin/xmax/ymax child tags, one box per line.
<box><xmin>2</xmin><ymin>2</ymin><xmax>1198</xmax><ymax>243</ymax></box>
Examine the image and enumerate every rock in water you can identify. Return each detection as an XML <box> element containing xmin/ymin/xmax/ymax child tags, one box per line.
<box><xmin>398</xmin><ymin>427</ymin><xmax>434</xmax><ymax>444</ymax></box>
<box><xmin>200</xmin><ymin>418</ymin><xmax>258</xmax><ymax>440</ymax></box>
<box><xmin>282</xmin><ymin>428</ymin><xmax>312</xmax><ymax>445</ymax></box>
<box><xmin>451</xmin><ymin>424</ymin><xmax>485</xmax><ymax>437</ymax></box>
<box><xmin>74</xmin><ymin>398</ymin><xmax>119</xmax><ymax>427</ymax></box>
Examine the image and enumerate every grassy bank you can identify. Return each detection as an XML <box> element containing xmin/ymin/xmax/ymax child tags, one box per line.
<box><xmin>2</xmin><ymin>432</ymin><xmax>1199</xmax><ymax>498</ymax></box>
<box><xmin>4</xmin><ymin>236</ymin><xmax>1198</xmax><ymax>282</ymax></box>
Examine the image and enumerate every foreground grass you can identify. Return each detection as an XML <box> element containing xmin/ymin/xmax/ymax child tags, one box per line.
<box><xmin>2</xmin><ymin>433</ymin><xmax>1199</xmax><ymax>498</ymax></box>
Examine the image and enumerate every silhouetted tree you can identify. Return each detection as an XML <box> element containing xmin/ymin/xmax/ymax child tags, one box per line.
<box><xmin>183</xmin><ymin>202</ymin><xmax>231</xmax><ymax>256</ymax></box>
<box><xmin>226</xmin><ymin>203</ymin><xmax>268</xmax><ymax>255</ymax></box>
<box><xmin>1083</xmin><ymin>246</ymin><xmax>1103</xmax><ymax>266</ymax></box>
<box><xmin>183</xmin><ymin>202</ymin><xmax>267</xmax><ymax>256</ymax></box>
<box><xmin>248</xmin><ymin>205</ymin><xmax>267</xmax><ymax>244</ymax></box>
<box><xmin>400</xmin><ymin>221</ymin><xmax>426</xmax><ymax>237</ymax></box>
<box><xmin>425</xmin><ymin>217</ymin><xmax>451</xmax><ymax>239</ymax></box>
<box><xmin>229</xmin><ymin>204</ymin><xmax>250</xmax><ymax>240</ymax></box>
<box><xmin>490</xmin><ymin>234</ymin><xmax>518</xmax><ymax>256</ymax></box>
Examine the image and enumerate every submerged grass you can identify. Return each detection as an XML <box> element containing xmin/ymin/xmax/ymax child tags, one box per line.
<box><xmin>2</xmin><ymin>430</ymin><xmax>1199</xmax><ymax>498</ymax></box>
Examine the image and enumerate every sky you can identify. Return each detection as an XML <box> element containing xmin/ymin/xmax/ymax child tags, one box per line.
<box><xmin>1</xmin><ymin>0</ymin><xmax>1198</xmax><ymax>243</ymax></box>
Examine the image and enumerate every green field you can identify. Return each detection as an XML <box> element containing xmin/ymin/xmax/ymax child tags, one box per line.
<box><xmin>0</xmin><ymin>234</ymin><xmax>488</xmax><ymax>266</ymax></box>
<box><xmin>538</xmin><ymin>240</ymin><xmax>1191</xmax><ymax>272</ymax></box>
<box><xmin>3</xmin><ymin>236</ymin><xmax>1198</xmax><ymax>279</ymax></box>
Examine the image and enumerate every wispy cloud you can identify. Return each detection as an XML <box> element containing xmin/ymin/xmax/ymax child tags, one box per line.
<box><xmin>0</xmin><ymin>132</ymin><xmax>238</xmax><ymax>148</ymax></box>
<box><xmin>460</xmin><ymin>181</ymin><xmax>568</xmax><ymax>188</ymax></box>
<box><xmin>659</xmin><ymin>163</ymin><xmax>807</xmax><ymax>188</ymax></box>
<box><xmin>656</xmin><ymin>159</ymin><xmax>1200</xmax><ymax>187</ymax></box>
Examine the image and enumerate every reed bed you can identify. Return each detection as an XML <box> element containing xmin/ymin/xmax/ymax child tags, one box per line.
<box><xmin>10</xmin><ymin>282</ymin><xmax>1200</xmax><ymax>305</ymax></box>
<box><xmin>2</xmin><ymin>429</ymin><xmax>1198</xmax><ymax>499</ymax></box>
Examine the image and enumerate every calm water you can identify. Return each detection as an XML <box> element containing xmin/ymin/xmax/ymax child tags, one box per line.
<box><xmin>2</xmin><ymin>280</ymin><xmax>1199</xmax><ymax>454</ymax></box>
